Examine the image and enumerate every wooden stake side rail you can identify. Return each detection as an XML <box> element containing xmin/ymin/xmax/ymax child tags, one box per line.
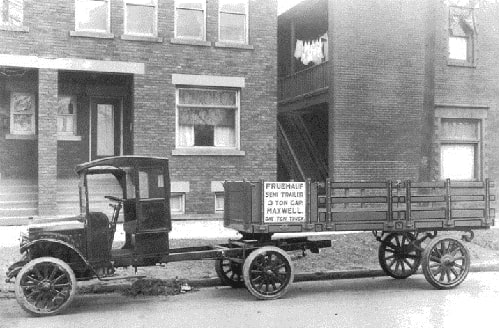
<box><xmin>224</xmin><ymin>179</ymin><xmax>496</xmax><ymax>234</ymax></box>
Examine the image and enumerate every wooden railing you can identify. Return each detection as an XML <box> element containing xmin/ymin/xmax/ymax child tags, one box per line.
<box><xmin>278</xmin><ymin>62</ymin><xmax>329</xmax><ymax>102</ymax></box>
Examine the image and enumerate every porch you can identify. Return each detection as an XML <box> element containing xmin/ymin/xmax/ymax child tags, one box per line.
<box><xmin>0</xmin><ymin>61</ymin><xmax>137</xmax><ymax>221</ymax></box>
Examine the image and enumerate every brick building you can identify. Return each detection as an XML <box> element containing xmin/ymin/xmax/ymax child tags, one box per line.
<box><xmin>0</xmin><ymin>0</ymin><xmax>277</xmax><ymax>223</ymax></box>
<box><xmin>277</xmin><ymin>0</ymin><xmax>498</xmax><ymax>209</ymax></box>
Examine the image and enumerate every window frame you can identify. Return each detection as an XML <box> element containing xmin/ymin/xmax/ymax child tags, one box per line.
<box><xmin>447</xmin><ymin>4</ymin><xmax>476</xmax><ymax>67</ymax></box>
<box><xmin>56</xmin><ymin>95</ymin><xmax>78</xmax><ymax>137</ymax></box>
<box><xmin>438</xmin><ymin>118</ymin><xmax>482</xmax><ymax>181</ymax></box>
<box><xmin>218</xmin><ymin>0</ymin><xmax>248</xmax><ymax>44</ymax></box>
<box><xmin>174</xmin><ymin>0</ymin><xmax>206</xmax><ymax>41</ymax></box>
<box><xmin>170</xmin><ymin>192</ymin><xmax>185</xmax><ymax>215</ymax></box>
<box><xmin>0</xmin><ymin>0</ymin><xmax>23</xmax><ymax>27</ymax></box>
<box><xmin>214</xmin><ymin>192</ymin><xmax>224</xmax><ymax>213</ymax></box>
<box><xmin>74</xmin><ymin>0</ymin><xmax>111</xmax><ymax>34</ymax></box>
<box><xmin>175</xmin><ymin>86</ymin><xmax>241</xmax><ymax>151</ymax></box>
<box><xmin>9</xmin><ymin>91</ymin><xmax>36</xmax><ymax>136</ymax></box>
<box><xmin>123</xmin><ymin>0</ymin><xmax>158</xmax><ymax>37</ymax></box>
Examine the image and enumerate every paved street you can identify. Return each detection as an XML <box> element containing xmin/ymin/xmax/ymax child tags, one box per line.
<box><xmin>1</xmin><ymin>272</ymin><xmax>498</xmax><ymax>328</ymax></box>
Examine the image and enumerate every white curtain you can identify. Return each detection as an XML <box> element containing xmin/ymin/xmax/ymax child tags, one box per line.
<box><xmin>178</xmin><ymin>124</ymin><xmax>194</xmax><ymax>146</ymax></box>
<box><xmin>214</xmin><ymin>126</ymin><xmax>235</xmax><ymax>147</ymax></box>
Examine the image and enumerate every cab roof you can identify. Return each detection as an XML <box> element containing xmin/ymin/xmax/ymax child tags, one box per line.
<box><xmin>75</xmin><ymin>156</ymin><xmax>169</xmax><ymax>174</ymax></box>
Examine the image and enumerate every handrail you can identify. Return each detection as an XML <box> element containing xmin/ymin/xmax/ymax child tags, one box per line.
<box><xmin>278</xmin><ymin>62</ymin><xmax>329</xmax><ymax>102</ymax></box>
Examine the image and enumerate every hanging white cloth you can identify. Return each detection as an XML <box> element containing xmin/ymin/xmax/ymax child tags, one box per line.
<box><xmin>296</xmin><ymin>37</ymin><xmax>326</xmax><ymax>65</ymax></box>
<box><xmin>294</xmin><ymin>39</ymin><xmax>303</xmax><ymax>59</ymax></box>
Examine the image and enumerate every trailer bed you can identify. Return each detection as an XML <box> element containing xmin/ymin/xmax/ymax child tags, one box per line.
<box><xmin>224</xmin><ymin>179</ymin><xmax>495</xmax><ymax>234</ymax></box>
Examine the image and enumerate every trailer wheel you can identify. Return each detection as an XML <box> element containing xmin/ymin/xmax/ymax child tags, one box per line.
<box><xmin>378</xmin><ymin>232</ymin><xmax>422</xmax><ymax>279</ymax></box>
<box><xmin>15</xmin><ymin>257</ymin><xmax>77</xmax><ymax>316</ymax></box>
<box><xmin>422</xmin><ymin>236</ymin><xmax>470</xmax><ymax>289</ymax></box>
<box><xmin>243</xmin><ymin>246</ymin><xmax>294</xmax><ymax>300</ymax></box>
<box><xmin>215</xmin><ymin>259</ymin><xmax>245</xmax><ymax>288</ymax></box>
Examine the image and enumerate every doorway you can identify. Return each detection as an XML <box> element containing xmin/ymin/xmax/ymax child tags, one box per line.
<box><xmin>90</xmin><ymin>97</ymin><xmax>122</xmax><ymax>160</ymax></box>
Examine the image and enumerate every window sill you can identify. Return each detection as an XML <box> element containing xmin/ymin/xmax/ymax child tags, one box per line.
<box><xmin>170</xmin><ymin>38</ymin><xmax>211</xmax><ymax>47</ymax></box>
<box><xmin>70</xmin><ymin>31</ymin><xmax>115</xmax><ymax>39</ymax></box>
<box><xmin>214</xmin><ymin>42</ymin><xmax>254</xmax><ymax>50</ymax></box>
<box><xmin>121</xmin><ymin>34</ymin><xmax>163</xmax><ymax>43</ymax></box>
<box><xmin>57</xmin><ymin>135</ymin><xmax>82</xmax><ymax>141</ymax></box>
<box><xmin>172</xmin><ymin>148</ymin><xmax>245</xmax><ymax>156</ymax></box>
<box><xmin>5</xmin><ymin>134</ymin><xmax>36</xmax><ymax>140</ymax></box>
<box><xmin>447</xmin><ymin>59</ymin><xmax>476</xmax><ymax>68</ymax></box>
<box><xmin>0</xmin><ymin>24</ymin><xmax>29</xmax><ymax>32</ymax></box>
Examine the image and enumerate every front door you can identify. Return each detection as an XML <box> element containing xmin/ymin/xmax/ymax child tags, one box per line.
<box><xmin>90</xmin><ymin>98</ymin><xmax>122</xmax><ymax>160</ymax></box>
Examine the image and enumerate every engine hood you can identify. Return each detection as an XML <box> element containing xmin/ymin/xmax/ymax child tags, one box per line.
<box><xmin>27</xmin><ymin>217</ymin><xmax>85</xmax><ymax>234</ymax></box>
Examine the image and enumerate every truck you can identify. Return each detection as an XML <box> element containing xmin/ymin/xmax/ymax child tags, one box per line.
<box><xmin>5</xmin><ymin>156</ymin><xmax>495</xmax><ymax>316</ymax></box>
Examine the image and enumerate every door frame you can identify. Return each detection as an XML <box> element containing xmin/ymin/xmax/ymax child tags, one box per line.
<box><xmin>88</xmin><ymin>96</ymin><xmax>124</xmax><ymax>161</ymax></box>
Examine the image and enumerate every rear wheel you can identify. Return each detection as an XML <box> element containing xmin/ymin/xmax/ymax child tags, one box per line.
<box><xmin>215</xmin><ymin>259</ymin><xmax>245</xmax><ymax>288</ymax></box>
<box><xmin>422</xmin><ymin>236</ymin><xmax>470</xmax><ymax>289</ymax></box>
<box><xmin>243</xmin><ymin>246</ymin><xmax>294</xmax><ymax>300</ymax></box>
<box><xmin>378</xmin><ymin>233</ymin><xmax>421</xmax><ymax>279</ymax></box>
<box><xmin>15</xmin><ymin>257</ymin><xmax>77</xmax><ymax>316</ymax></box>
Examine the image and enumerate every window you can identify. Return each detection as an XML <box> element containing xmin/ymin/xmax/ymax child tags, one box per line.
<box><xmin>219</xmin><ymin>0</ymin><xmax>248</xmax><ymax>44</ymax></box>
<box><xmin>448</xmin><ymin>4</ymin><xmax>476</xmax><ymax>65</ymax></box>
<box><xmin>174</xmin><ymin>0</ymin><xmax>205</xmax><ymax>40</ymax></box>
<box><xmin>0</xmin><ymin>0</ymin><xmax>23</xmax><ymax>26</ymax></box>
<box><xmin>124</xmin><ymin>0</ymin><xmax>157</xmax><ymax>36</ymax></box>
<box><xmin>75</xmin><ymin>0</ymin><xmax>110</xmax><ymax>33</ymax></box>
<box><xmin>215</xmin><ymin>192</ymin><xmax>224</xmax><ymax>212</ymax></box>
<box><xmin>10</xmin><ymin>92</ymin><xmax>35</xmax><ymax>135</ymax></box>
<box><xmin>170</xmin><ymin>193</ymin><xmax>185</xmax><ymax>214</ymax></box>
<box><xmin>440</xmin><ymin>119</ymin><xmax>480</xmax><ymax>180</ymax></box>
<box><xmin>176</xmin><ymin>88</ymin><xmax>239</xmax><ymax>148</ymax></box>
<box><xmin>57</xmin><ymin>96</ymin><xmax>77</xmax><ymax>136</ymax></box>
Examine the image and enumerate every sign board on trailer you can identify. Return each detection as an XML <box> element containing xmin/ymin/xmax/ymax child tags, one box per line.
<box><xmin>263</xmin><ymin>182</ymin><xmax>306</xmax><ymax>223</ymax></box>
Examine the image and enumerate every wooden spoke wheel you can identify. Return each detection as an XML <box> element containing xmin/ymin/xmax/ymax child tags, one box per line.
<box><xmin>215</xmin><ymin>259</ymin><xmax>245</xmax><ymax>288</ymax></box>
<box><xmin>422</xmin><ymin>236</ymin><xmax>470</xmax><ymax>289</ymax></box>
<box><xmin>243</xmin><ymin>246</ymin><xmax>294</xmax><ymax>300</ymax></box>
<box><xmin>15</xmin><ymin>257</ymin><xmax>77</xmax><ymax>316</ymax></box>
<box><xmin>378</xmin><ymin>233</ymin><xmax>422</xmax><ymax>279</ymax></box>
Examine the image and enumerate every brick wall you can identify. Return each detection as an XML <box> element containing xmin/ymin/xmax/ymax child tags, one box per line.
<box><xmin>432</xmin><ymin>1</ymin><xmax>498</xmax><ymax>179</ymax></box>
<box><xmin>329</xmin><ymin>0</ymin><xmax>427</xmax><ymax>181</ymax></box>
<box><xmin>37</xmin><ymin>69</ymin><xmax>58</xmax><ymax>217</ymax></box>
<box><xmin>0</xmin><ymin>0</ymin><xmax>278</xmax><ymax>215</ymax></box>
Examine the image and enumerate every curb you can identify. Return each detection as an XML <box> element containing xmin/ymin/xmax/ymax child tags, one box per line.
<box><xmin>75</xmin><ymin>263</ymin><xmax>499</xmax><ymax>294</ymax></box>
<box><xmin>1</xmin><ymin>263</ymin><xmax>497</xmax><ymax>299</ymax></box>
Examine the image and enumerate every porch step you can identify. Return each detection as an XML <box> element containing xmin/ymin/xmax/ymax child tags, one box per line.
<box><xmin>0</xmin><ymin>207</ymin><xmax>38</xmax><ymax>218</ymax></box>
<box><xmin>0</xmin><ymin>200</ymin><xmax>38</xmax><ymax>209</ymax></box>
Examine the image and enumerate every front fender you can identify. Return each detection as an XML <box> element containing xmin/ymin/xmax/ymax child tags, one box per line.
<box><xmin>19</xmin><ymin>238</ymin><xmax>95</xmax><ymax>276</ymax></box>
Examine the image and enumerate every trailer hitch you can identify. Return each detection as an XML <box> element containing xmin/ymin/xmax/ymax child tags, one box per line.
<box><xmin>461</xmin><ymin>230</ymin><xmax>474</xmax><ymax>242</ymax></box>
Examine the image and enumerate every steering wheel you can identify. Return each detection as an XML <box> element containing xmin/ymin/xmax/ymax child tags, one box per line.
<box><xmin>105</xmin><ymin>196</ymin><xmax>123</xmax><ymax>232</ymax></box>
<box><xmin>105</xmin><ymin>195</ymin><xmax>124</xmax><ymax>203</ymax></box>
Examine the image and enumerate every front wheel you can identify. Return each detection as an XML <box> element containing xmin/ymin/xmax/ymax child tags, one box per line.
<box><xmin>15</xmin><ymin>257</ymin><xmax>77</xmax><ymax>316</ymax></box>
<box><xmin>421</xmin><ymin>236</ymin><xmax>470</xmax><ymax>289</ymax></box>
<box><xmin>243</xmin><ymin>246</ymin><xmax>294</xmax><ymax>300</ymax></box>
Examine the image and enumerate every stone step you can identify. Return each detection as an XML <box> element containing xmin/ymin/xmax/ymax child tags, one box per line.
<box><xmin>0</xmin><ymin>207</ymin><xmax>38</xmax><ymax>218</ymax></box>
<box><xmin>0</xmin><ymin>200</ymin><xmax>38</xmax><ymax>209</ymax></box>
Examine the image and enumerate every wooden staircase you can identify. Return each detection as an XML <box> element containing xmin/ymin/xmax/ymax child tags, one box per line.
<box><xmin>278</xmin><ymin>114</ymin><xmax>328</xmax><ymax>182</ymax></box>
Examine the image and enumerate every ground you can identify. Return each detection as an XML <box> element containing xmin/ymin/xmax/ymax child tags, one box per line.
<box><xmin>0</xmin><ymin>229</ymin><xmax>497</xmax><ymax>298</ymax></box>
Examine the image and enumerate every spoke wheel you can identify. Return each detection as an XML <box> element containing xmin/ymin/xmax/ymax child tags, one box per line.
<box><xmin>215</xmin><ymin>259</ymin><xmax>245</xmax><ymax>288</ymax></box>
<box><xmin>15</xmin><ymin>257</ymin><xmax>77</xmax><ymax>316</ymax></box>
<box><xmin>422</xmin><ymin>236</ymin><xmax>470</xmax><ymax>289</ymax></box>
<box><xmin>378</xmin><ymin>233</ymin><xmax>421</xmax><ymax>279</ymax></box>
<box><xmin>243</xmin><ymin>246</ymin><xmax>294</xmax><ymax>300</ymax></box>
